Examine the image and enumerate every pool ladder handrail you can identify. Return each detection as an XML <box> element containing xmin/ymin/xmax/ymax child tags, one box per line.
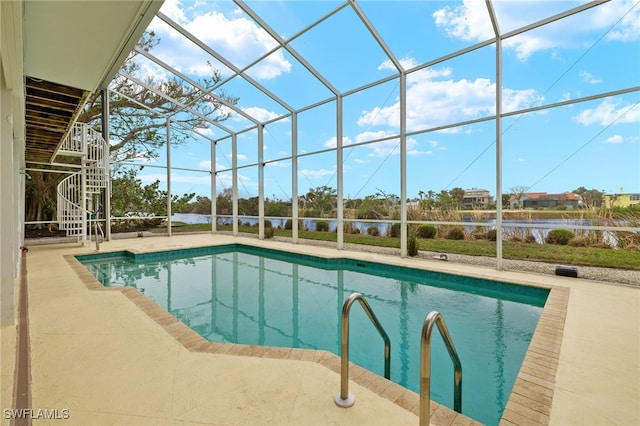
<box><xmin>420</xmin><ymin>310</ymin><xmax>462</xmax><ymax>426</ymax></box>
<box><xmin>334</xmin><ymin>292</ymin><xmax>391</xmax><ymax>408</ymax></box>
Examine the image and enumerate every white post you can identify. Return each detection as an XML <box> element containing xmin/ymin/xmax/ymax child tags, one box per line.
<box><xmin>292</xmin><ymin>113</ymin><xmax>299</xmax><ymax>243</ymax></box>
<box><xmin>336</xmin><ymin>95</ymin><xmax>344</xmax><ymax>250</ymax></box>
<box><xmin>211</xmin><ymin>141</ymin><xmax>216</xmax><ymax>234</ymax></box>
<box><xmin>81</xmin><ymin>128</ymin><xmax>88</xmax><ymax>245</ymax></box>
<box><xmin>486</xmin><ymin>0</ymin><xmax>503</xmax><ymax>270</ymax></box>
<box><xmin>400</xmin><ymin>72</ymin><xmax>407</xmax><ymax>257</ymax></box>
<box><xmin>166</xmin><ymin>119</ymin><xmax>172</xmax><ymax>236</ymax></box>
<box><xmin>258</xmin><ymin>125</ymin><xmax>265</xmax><ymax>239</ymax></box>
<box><xmin>232</xmin><ymin>134</ymin><xmax>238</xmax><ymax>236</ymax></box>
<box><xmin>102</xmin><ymin>89</ymin><xmax>111</xmax><ymax>240</ymax></box>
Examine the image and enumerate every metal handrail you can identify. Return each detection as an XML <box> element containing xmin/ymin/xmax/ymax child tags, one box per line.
<box><xmin>334</xmin><ymin>292</ymin><xmax>391</xmax><ymax>408</ymax></box>
<box><xmin>420</xmin><ymin>311</ymin><xmax>462</xmax><ymax>426</ymax></box>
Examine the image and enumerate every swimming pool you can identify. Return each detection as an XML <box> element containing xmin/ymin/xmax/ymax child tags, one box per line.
<box><xmin>77</xmin><ymin>244</ymin><xmax>549</xmax><ymax>425</ymax></box>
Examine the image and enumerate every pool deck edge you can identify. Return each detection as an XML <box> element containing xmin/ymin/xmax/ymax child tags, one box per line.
<box><xmin>12</xmin><ymin>234</ymin><xmax>640</xmax><ymax>426</ymax></box>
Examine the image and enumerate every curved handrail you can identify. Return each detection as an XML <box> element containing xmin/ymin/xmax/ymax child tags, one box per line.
<box><xmin>334</xmin><ymin>292</ymin><xmax>391</xmax><ymax>408</ymax></box>
<box><xmin>420</xmin><ymin>311</ymin><xmax>462</xmax><ymax>426</ymax></box>
<box><xmin>56</xmin><ymin>123</ymin><xmax>109</xmax><ymax>240</ymax></box>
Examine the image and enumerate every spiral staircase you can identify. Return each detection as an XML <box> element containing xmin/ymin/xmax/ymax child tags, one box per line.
<box><xmin>56</xmin><ymin>123</ymin><xmax>109</xmax><ymax>244</ymax></box>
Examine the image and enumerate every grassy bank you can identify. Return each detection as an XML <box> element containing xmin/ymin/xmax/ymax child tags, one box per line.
<box><xmin>160</xmin><ymin>222</ymin><xmax>639</xmax><ymax>271</ymax></box>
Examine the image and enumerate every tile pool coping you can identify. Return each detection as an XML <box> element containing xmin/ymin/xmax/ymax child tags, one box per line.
<box><xmin>64</xmin><ymin>248</ymin><xmax>569</xmax><ymax>426</ymax></box>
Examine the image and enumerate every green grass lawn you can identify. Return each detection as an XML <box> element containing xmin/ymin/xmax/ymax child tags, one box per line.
<box><xmin>160</xmin><ymin>223</ymin><xmax>639</xmax><ymax>270</ymax></box>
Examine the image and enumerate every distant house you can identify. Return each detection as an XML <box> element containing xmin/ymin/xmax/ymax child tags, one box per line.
<box><xmin>462</xmin><ymin>189</ymin><xmax>493</xmax><ymax>209</ymax></box>
<box><xmin>603</xmin><ymin>193</ymin><xmax>640</xmax><ymax>208</ymax></box>
<box><xmin>509</xmin><ymin>192</ymin><xmax>582</xmax><ymax>210</ymax></box>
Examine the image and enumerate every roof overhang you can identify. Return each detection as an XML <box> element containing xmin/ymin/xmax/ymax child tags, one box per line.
<box><xmin>22</xmin><ymin>0</ymin><xmax>164</xmax><ymax>163</ymax></box>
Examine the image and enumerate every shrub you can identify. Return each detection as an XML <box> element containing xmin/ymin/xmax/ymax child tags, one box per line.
<box><xmin>263</xmin><ymin>226</ymin><xmax>274</xmax><ymax>239</ymax></box>
<box><xmin>568</xmin><ymin>236</ymin><xmax>589</xmax><ymax>247</ymax></box>
<box><xmin>523</xmin><ymin>235</ymin><xmax>537</xmax><ymax>244</ymax></box>
<box><xmin>264</xmin><ymin>219</ymin><xmax>272</xmax><ymax>229</ymax></box>
<box><xmin>446</xmin><ymin>226</ymin><xmax>466</xmax><ymax>240</ymax></box>
<box><xmin>624</xmin><ymin>243</ymin><xmax>640</xmax><ymax>251</ymax></box>
<box><xmin>367</xmin><ymin>226</ymin><xmax>380</xmax><ymax>236</ymax></box>
<box><xmin>344</xmin><ymin>222</ymin><xmax>360</xmax><ymax>234</ymax></box>
<box><xmin>486</xmin><ymin>229</ymin><xmax>497</xmax><ymax>241</ymax></box>
<box><xmin>285</xmin><ymin>219</ymin><xmax>293</xmax><ymax>230</ymax></box>
<box><xmin>316</xmin><ymin>220</ymin><xmax>329</xmax><ymax>232</ymax></box>
<box><xmin>347</xmin><ymin>225</ymin><xmax>361</xmax><ymax>234</ymax></box>
<box><xmin>615</xmin><ymin>231</ymin><xmax>640</xmax><ymax>249</ymax></box>
<box><xmin>407</xmin><ymin>234</ymin><xmax>419</xmax><ymax>256</ymax></box>
<box><xmin>416</xmin><ymin>224</ymin><xmax>437</xmax><ymax>239</ymax></box>
<box><xmin>389</xmin><ymin>223</ymin><xmax>401</xmax><ymax>238</ymax></box>
<box><xmin>546</xmin><ymin>229</ymin><xmax>574</xmax><ymax>245</ymax></box>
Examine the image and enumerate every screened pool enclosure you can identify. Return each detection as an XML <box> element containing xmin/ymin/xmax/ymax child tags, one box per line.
<box><xmin>45</xmin><ymin>0</ymin><xmax>639</xmax><ymax>267</ymax></box>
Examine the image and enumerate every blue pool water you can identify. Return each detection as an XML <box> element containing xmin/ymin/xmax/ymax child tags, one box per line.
<box><xmin>77</xmin><ymin>244</ymin><xmax>548</xmax><ymax>425</ymax></box>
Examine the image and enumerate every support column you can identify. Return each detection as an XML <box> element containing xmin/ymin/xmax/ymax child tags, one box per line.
<box><xmin>211</xmin><ymin>141</ymin><xmax>216</xmax><ymax>234</ymax></box>
<box><xmin>258</xmin><ymin>125</ymin><xmax>265</xmax><ymax>239</ymax></box>
<box><xmin>101</xmin><ymin>89</ymin><xmax>111</xmax><ymax>240</ymax></box>
<box><xmin>486</xmin><ymin>0</ymin><xmax>504</xmax><ymax>270</ymax></box>
<box><xmin>0</xmin><ymin>80</ymin><xmax>16</xmax><ymax>324</ymax></box>
<box><xmin>166</xmin><ymin>119</ymin><xmax>172</xmax><ymax>236</ymax></box>
<box><xmin>81</xmin><ymin>128</ymin><xmax>88</xmax><ymax>245</ymax></box>
<box><xmin>336</xmin><ymin>96</ymin><xmax>344</xmax><ymax>250</ymax></box>
<box><xmin>400</xmin><ymin>72</ymin><xmax>408</xmax><ymax>257</ymax></box>
<box><xmin>292</xmin><ymin>113</ymin><xmax>299</xmax><ymax>243</ymax></box>
<box><xmin>232</xmin><ymin>134</ymin><xmax>238</xmax><ymax>236</ymax></box>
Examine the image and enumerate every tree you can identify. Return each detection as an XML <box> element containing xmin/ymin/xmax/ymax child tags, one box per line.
<box><xmin>78</xmin><ymin>31</ymin><xmax>237</xmax><ymax>164</ymax></box>
<box><xmin>216</xmin><ymin>188</ymin><xmax>233</xmax><ymax>215</ymax></box>
<box><xmin>24</xmin><ymin>168</ymin><xmax>64</xmax><ymax>227</ymax></box>
<box><xmin>357</xmin><ymin>195</ymin><xmax>386</xmax><ymax>219</ymax></box>
<box><xmin>25</xmin><ymin>31</ymin><xmax>237</xmax><ymax>227</ymax></box>
<box><xmin>501</xmin><ymin>193</ymin><xmax>511</xmax><ymax>209</ymax></box>
<box><xmin>509</xmin><ymin>185</ymin><xmax>529</xmax><ymax>209</ymax></box>
<box><xmin>573</xmin><ymin>187</ymin><xmax>603</xmax><ymax>209</ymax></box>
<box><xmin>436</xmin><ymin>189</ymin><xmax>455</xmax><ymax>210</ymax></box>
<box><xmin>376</xmin><ymin>188</ymin><xmax>400</xmax><ymax>218</ymax></box>
<box><xmin>449</xmin><ymin>187</ymin><xmax>465</xmax><ymax>209</ymax></box>
<box><xmin>110</xmin><ymin>168</ymin><xmax>194</xmax><ymax>217</ymax></box>
<box><xmin>304</xmin><ymin>186</ymin><xmax>336</xmax><ymax>217</ymax></box>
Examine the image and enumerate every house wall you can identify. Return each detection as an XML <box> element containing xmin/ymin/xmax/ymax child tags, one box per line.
<box><xmin>1</xmin><ymin>0</ymin><xmax>25</xmax><ymax>325</ymax></box>
<box><xmin>605</xmin><ymin>194</ymin><xmax>640</xmax><ymax>208</ymax></box>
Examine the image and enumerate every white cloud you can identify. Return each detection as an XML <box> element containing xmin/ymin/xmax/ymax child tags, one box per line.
<box><xmin>323</xmin><ymin>136</ymin><xmax>354</xmax><ymax>148</ymax></box>
<box><xmin>605</xmin><ymin>135</ymin><xmax>624</xmax><ymax>144</ymax></box>
<box><xmin>354</xmin><ymin>158</ymin><xmax>370</xmax><ymax>164</ymax></box>
<box><xmin>160</xmin><ymin>0</ymin><xmax>187</xmax><ymax>24</ymax></box>
<box><xmin>378</xmin><ymin>57</ymin><xmax>419</xmax><ymax>71</ymax></box>
<box><xmin>227</xmin><ymin>152</ymin><xmax>248</xmax><ymax>161</ymax></box>
<box><xmin>199</xmin><ymin>160</ymin><xmax>211</xmax><ymax>168</ymax></box>
<box><xmin>266</xmin><ymin>160</ymin><xmax>291</xmax><ymax>168</ymax></box>
<box><xmin>579</xmin><ymin>71</ymin><xmax>602</xmax><ymax>84</ymax></box>
<box><xmin>573</xmin><ymin>98</ymin><xmax>640</xmax><ymax>126</ymax></box>
<box><xmin>432</xmin><ymin>0</ymin><xmax>640</xmax><ymax>61</ymax></box>
<box><xmin>348</xmin><ymin>131</ymin><xmax>425</xmax><ymax>157</ymax></box>
<box><xmin>242</xmin><ymin>106</ymin><xmax>284</xmax><ymax>122</ymax></box>
<box><xmin>433</xmin><ymin>0</ymin><xmax>493</xmax><ymax>42</ymax></box>
<box><xmin>298</xmin><ymin>168</ymin><xmax>335</xmax><ymax>179</ymax></box>
<box><xmin>154</xmin><ymin>2</ymin><xmax>291</xmax><ymax>80</ymax></box>
<box><xmin>354</xmin><ymin>130</ymin><xmax>391</xmax><ymax>144</ymax></box>
<box><xmin>592</xmin><ymin>0</ymin><xmax>640</xmax><ymax>42</ymax></box>
<box><xmin>358</xmin><ymin>67</ymin><xmax>543</xmax><ymax>132</ymax></box>
<box><xmin>185</xmin><ymin>12</ymin><xmax>290</xmax><ymax>79</ymax></box>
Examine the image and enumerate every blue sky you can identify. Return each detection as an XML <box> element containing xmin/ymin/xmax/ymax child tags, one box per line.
<box><xmin>118</xmin><ymin>0</ymin><xmax>640</xmax><ymax>201</ymax></box>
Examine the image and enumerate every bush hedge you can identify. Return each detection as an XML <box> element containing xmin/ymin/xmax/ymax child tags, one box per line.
<box><xmin>546</xmin><ymin>228</ymin><xmax>574</xmax><ymax>245</ymax></box>
<box><xmin>416</xmin><ymin>224</ymin><xmax>437</xmax><ymax>239</ymax></box>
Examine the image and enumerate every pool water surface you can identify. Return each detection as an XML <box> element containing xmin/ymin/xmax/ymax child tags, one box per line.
<box><xmin>77</xmin><ymin>244</ymin><xmax>548</xmax><ymax>426</ymax></box>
